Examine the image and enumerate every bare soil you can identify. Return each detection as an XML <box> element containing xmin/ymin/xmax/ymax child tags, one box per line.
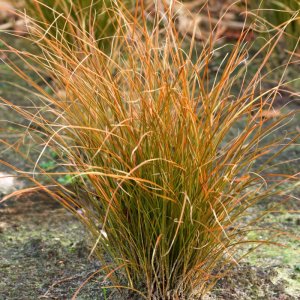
<box><xmin>1</xmin><ymin>192</ymin><xmax>299</xmax><ymax>300</ymax></box>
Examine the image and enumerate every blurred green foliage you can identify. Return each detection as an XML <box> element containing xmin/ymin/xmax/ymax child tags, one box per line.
<box><xmin>25</xmin><ymin>0</ymin><xmax>134</xmax><ymax>50</ymax></box>
<box><xmin>253</xmin><ymin>0</ymin><xmax>300</xmax><ymax>51</ymax></box>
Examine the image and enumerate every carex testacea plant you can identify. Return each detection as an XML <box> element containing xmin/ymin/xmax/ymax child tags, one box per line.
<box><xmin>0</xmin><ymin>1</ymin><xmax>299</xmax><ymax>299</ymax></box>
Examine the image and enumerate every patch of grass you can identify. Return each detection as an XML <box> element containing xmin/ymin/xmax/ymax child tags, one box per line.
<box><xmin>1</xmin><ymin>2</ymin><xmax>299</xmax><ymax>299</ymax></box>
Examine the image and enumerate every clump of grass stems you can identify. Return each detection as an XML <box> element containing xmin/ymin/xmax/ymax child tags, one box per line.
<box><xmin>1</xmin><ymin>1</ymin><xmax>299</xmax><ymax>299</ymax></box>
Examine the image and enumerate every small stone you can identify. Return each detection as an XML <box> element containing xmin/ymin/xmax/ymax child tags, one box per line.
<box><xmin>0</xmin><ymin>173</ymin><xmax>16</xmax><ymax>197</ymax></box>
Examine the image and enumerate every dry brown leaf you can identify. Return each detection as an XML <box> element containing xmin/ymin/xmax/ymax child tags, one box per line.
<box><xmin>145</xmin><ymin>0</ymin><xmax>247</xmax><ymax>42</ymax></box>
<box><xmin>0</xmin><ymin>1</ymin><xmax>14</xmax><ymax>21</ymax></box>
<box><xmin>260</xmin><ymin>109</ymin><xmax>281</xmax><ymax>119</ymax></box>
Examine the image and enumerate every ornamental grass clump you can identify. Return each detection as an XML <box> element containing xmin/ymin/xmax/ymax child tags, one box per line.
<box><xmin>1</xmin><ymin>1</ymin><xmax>298</xmax><ymax>299</ymax></box>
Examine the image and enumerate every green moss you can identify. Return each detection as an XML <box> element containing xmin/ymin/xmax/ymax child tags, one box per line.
<box><xmin>245</xmin><ymin>211</ymin><xmax>300</xmax><ymax>297</ymax></box>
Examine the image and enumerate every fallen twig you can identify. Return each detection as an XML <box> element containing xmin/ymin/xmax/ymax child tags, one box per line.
<box><xmin>40</xmin><ymin>275</ymin><xmax>81</xmax><ymax>298</ymax></box>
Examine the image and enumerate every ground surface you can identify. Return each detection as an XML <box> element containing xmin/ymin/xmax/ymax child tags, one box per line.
<box><xmin>0</xmin><ymin>192</ymin><xmax>299</xmax><ymax>300</ymax></box>
<box><xmin>0</xmin><ymin>32</ymin><xmax>300</xmax><ymax>299</ymax></box>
